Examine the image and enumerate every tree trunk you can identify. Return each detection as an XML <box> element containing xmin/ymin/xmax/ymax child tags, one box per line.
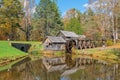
<box><xmin>26</xmin><ymin>31</ymin><xmax>29</xmax><ymax>41</ymax></box>
<box><xmin>112</xmin><ymin>14</ymin><xmax>116</xmax><ymax>44</ymax></box>
<box><xmin>25</xmin><ymin>18</ymin><xmax>31</xmax><ymax>41</ymax></box>
<box><xmin>115</xmin><ymin>27</ymin><xmax>118</xmax><ymax>40</ymax></box>
<box><xmin>11</xmin><ymin>27</ymin><xmax>16</xmax><ymax>41</ymax></box>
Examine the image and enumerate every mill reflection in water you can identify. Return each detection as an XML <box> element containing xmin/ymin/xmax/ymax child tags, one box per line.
<box><xmin>0</xmin><ymin>59</ymin><xmax>119</xmax><ymax>80</ymax></box>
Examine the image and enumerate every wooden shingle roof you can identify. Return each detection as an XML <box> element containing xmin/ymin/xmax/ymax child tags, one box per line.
<box><xmin>47</xmin><ymin>36</ymin><xmax>66</xmax><ymax>43</ymax></box>
<box><xmin>60</xmin><ymin>30</ymin><xmax>79</xmax><ymax>38</ymax></box>
<box><xmin>78</xmin><ymin>35</ymin><xmax>86</xmax><ymax>39</ymax></box>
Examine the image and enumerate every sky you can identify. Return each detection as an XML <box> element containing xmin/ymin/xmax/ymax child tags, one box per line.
<box><xmin>35</xmin><ymin>0</ymin><xmax>89</xmax><ymax>16</ymax></box>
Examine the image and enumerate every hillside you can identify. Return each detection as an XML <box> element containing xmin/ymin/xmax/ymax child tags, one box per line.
<box><xmin>0</xmin><ymin>41</ymin><xmax>27</xmax><ymax>59</ymax></box>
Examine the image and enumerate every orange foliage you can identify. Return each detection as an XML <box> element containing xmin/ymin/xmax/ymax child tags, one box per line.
<box><xmin>0</xmin><ymin>24</ymin><xmax>11</xmax><ymax>40</ymax></box>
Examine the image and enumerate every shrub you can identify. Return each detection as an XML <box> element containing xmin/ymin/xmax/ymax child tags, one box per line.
<box><xmin>55</xmin><ymin>51</ymin><xmax>64</xmax><ymax>56</ymax></box>
<box><xmin>111</xmin><ymin>48</ymin><xmax>120</xmax><ymax>56</ymax></box>
<box><xmin>30</xmin><ymin>50</ymin><xmax>38</xmax><ymax>54</ymax></box>
<box><xmin>106</xmin><ymin>40</ymin><xmax>113</xmax><ymax>46</ymax></box>
<box><xmin>117</xmin><ymin>39</ymin><xmax>120</xmax><ymax>43</ymax></box>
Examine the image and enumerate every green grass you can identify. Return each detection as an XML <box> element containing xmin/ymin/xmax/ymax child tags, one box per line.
<box><xmin>55</xmin><ymin>51</ymin><xmax>65</xmax><ymax>56</ymax></box>
<box><xmin>28</xmin><ymin>41</ymin><xmax>43</xmax><ymax>54</ymax></box>
<box><xmin>0</xmin><ymin>41</ymin><xmax>42</xmax><ymax>58</ymax></box>
<box><xmin>77</xmin><ymin>48</ymin><xmax>99</xmax><ymax>54</ymax></box>
<box><xmin>75</xmin><ymin>47</ymin><xmax>119</xmax><ymax>63</ymax></box>
<box><xmin>0</xmin><ymin>41</ymin><xmax>27</xmax><ymax>59</ymax></box>
<box><xmin>11</xmin><ymin>41</ymin><xmax>41</xmax><ymax>45</ymax></box>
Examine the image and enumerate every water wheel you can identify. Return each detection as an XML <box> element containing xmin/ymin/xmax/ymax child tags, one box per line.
<box><xmin>65</xmin><ymin>40</ymin><xmax>76</xmax><ymax>67</ymax></box>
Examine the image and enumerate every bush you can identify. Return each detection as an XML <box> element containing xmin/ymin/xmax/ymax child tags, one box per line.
<box><xmin>111</xmin><ymin>48</ymin><xmax>120</xmax><ymax>56</ymax></box>
<box><xmin>30</xmin><ymin>50</ymin><xmax>38</xmax><ymax>54</ymax></box>
<box><xmin>116</xmin><ymin>39</ymin><xmax>120</xmax><ymax>43</ymax></box>
<box><xmin>55</xmin><ymin>51</ymin><xmax>64</xmax><ymax>56</ymax></box>
<box><xmin>106</xmin><ymin>40</ymin><xmax>113</xmax><ymax>46</ymax></box>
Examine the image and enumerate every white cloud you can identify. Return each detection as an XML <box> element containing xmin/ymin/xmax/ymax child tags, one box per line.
<box><xmin>83</xmin><ymin>3</ymin><xmax>89</xmax><ymax>8</ymax></box>
<box><xmin>62</xmin><ymin>11</ymin><xmax>66</xmax><ymax>17</ymax></box>
<box><xmin>83</xmin><ymin>1</ymin><xmax>99</xmax><ymax>9</ymax></box>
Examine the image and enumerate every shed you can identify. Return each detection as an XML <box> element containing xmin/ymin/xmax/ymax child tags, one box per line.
<box><xmin>43</xmin><ymin>36</ymin><xmax>66</xmax><ymax>50</ymax></box>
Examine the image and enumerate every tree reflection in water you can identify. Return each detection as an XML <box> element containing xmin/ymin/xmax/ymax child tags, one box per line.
<box><xmin>0</xmin><ymin>60</ymin><xmax>119</xmax><ymax>80</ymax></box>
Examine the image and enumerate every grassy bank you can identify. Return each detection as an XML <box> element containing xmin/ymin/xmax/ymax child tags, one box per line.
<box><xmin>0</xmin><ymin>41</ymin><xmax>27</xmax><ymax>71</ymax></box>
<box><xmin>0</xmin><ymin>41</ymin><xmax>43</xmax><ymax>60</ymax></box>
<box><xmin>0</xmin><ymin>41</ymin><xmax>42</xmax><ymax>71</ymax></box>
<box><xmin>0</xmin><ymin>41</ymin><xmax>27</xmax><ymax>59</ymax></box>
<box><xmin>74</xmin><ymin>44</ymin><xmax>120</xmax><ymax>63</ymax></box>
<box><xmin>0</xmin><ymin>56</ymin><xmax>28</xmax><ymax>71</ymax></box>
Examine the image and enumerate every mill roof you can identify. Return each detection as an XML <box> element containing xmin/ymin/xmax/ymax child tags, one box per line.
<box><xmin>78</xmin><ymin>35</ymin><xmax>86</xmax><ymax>39</ymax></box>
<box><xmin>60</xmin><ymin>30</ymin><xmax>79</xmax><ymax>38</ymax></box>
<box><xmin>47</xmin><ymin>36</ymin><xmax>66</xmax><ymax>43</ymax></box>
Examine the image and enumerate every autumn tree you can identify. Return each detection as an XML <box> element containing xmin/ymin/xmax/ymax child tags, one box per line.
<box><xmin>81</xmin><ymin>8</ymin><xmax>101</xmax><ymax>40</ymax></box>
<box><xmin>86</xmin><ymin>0</ymin><xmax>120</xmax><ymax>43</ymax></box>
<box><xmin>92</xmin><ymin>0</ymin><xmax>120</xmax><ymax>43</ymax></box>
<box><xmin>0</xmin><ymin>0</ymin><xmax>24</xmax><ymax>40</ymax></box>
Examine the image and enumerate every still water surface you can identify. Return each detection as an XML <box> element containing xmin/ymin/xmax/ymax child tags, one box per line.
<box><xmin>0</xmin><ymin>60</ymin><xmax>119</xmax><ymax>80</ymax></box>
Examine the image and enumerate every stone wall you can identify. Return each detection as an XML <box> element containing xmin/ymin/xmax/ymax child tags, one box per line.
<box><xmin>11</xmin><ymin>43</ymin><xmax>31</xmax><ymax>53</ymax></box>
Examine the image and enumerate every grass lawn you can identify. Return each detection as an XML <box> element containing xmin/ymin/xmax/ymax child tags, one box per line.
<box><xmin>11</xmin><ymin>41</ymin><xmax>41</xmax><ymax>45</ymax></box>
<box><xmin>0</xmin><ymin>41</ymin><xmax>27</xmax><ymax>59</ymax></box>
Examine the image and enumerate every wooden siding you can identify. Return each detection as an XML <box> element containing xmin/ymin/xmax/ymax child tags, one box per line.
<box><xmin>44</xmin><ymin>44</ymin><xmax>65</xmax><ymax>51</ymax></box>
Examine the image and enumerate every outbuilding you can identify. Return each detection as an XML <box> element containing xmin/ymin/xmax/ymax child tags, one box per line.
<box><xmin>43</xmin><ymin>36</ymin><xmax>66</xmax><ymax>50</ymax></box>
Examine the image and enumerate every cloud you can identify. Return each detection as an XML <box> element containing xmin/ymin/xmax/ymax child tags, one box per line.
<box><xmin>83</xmin><ymin>3</ymin><xmax>89</xmax><ymax>8</ymax></box>
<box><xmin>83</xmin><ymin>1</ymin><xmax>99</xmax><ymax>9</ymax></box>
<box><xmin>61</xmin><ymin>11</ymin><xmax>66</xmax><ymax>17</ymax></box>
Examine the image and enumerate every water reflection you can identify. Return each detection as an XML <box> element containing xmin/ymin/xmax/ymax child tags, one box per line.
<box><xmin>0</xmin><ymin>59</ymin><xmax>119</xmax><ymax>80</ymax></box>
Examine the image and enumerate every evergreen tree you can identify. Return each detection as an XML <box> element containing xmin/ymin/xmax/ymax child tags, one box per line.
<box><xmin>64</xmin><ymin>18</ymin><xmax>83</xmax><ymax>34</ymax></box>
<box><xmin>63</xmin><ymin>8</ymin><xmax>83</xmax><ymax>34</ymax></box>
<box><xmin>34</xmin><ymin>0</ymin><xmax>63</xmax><ymax>38</ymax></box>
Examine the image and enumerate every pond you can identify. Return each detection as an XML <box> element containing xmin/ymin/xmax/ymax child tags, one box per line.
<box><xmin>0</xmin><ymin>59</ymin><xmax>119</xmax><ymax>80</ymax></box>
